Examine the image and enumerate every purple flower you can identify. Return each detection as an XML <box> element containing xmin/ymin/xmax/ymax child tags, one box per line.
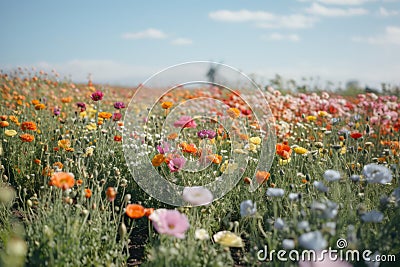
<box><xmin>157</xmin><ymin>142</ymin><xmax>170</xmax><ymax>154</ymax></box>
<box><xmin>114</xmin><ymin>101</ymin><xmax>126</xmax><ymax>109</ymax></box>
<box><xmin>197</xmin><ymin>129</ymin><xmax>216</xmax><ymax>139</ymax></box>
<box><xmin>53</xmin><ymin>107</ymin><xmax>61</xmax><ymax>116</ymax></box>
<box><xmin>91</xmin><ymin>91</ymin><xmax>104</xmax><ymax>101</ymax></box>
<box><xmin>168</xmin><ymin>157</ymin><xmax>186</xmax><ymax>172</ymax></box>
<box><xmin>173</xmin><ymin>116</ymin><xmax>197</xmax><ymax>129</ymax></box>
<box><xmin>112</xmin><ymin>113</ymin><xmax>122</xmax><ymax>121</ymax></box>
<box><xmin>149</xmin><ymin>209</ymin><xmax>190</xmax><ymax>239</ymax></box>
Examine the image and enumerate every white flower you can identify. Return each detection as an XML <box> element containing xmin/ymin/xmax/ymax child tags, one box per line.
<box><xmin>213</xmin><ymin>231</ymin><xmax>244</xmax><ymax>247</ymax></box>
<box><xmin>323</xmin><ymin>169</ymin><xmax>341</xmax><ymax>182</ymax></box>
<box><xmin>311</xmin><ymin>200</ymin><xmax>338</xmax><ymax>219</ymax></box>
<box><xmin>361</xmin><ymin>210</ymin><xmax>384</xmax><ymax>223</ymax></box>
<box><xmin>313</xmin><ymin>181</ymin><xmax>329</xmax><ymax>192</ymax></box>
<box><xmin>282</xmin><ymin>239</ymin><xmax>295</xmax><ymax>249</ymax></box>
<box><xmin>299</xmin><ymin>231</ymin><xmax>327</xmax><ymax>250</ymax></box>
<box><xmin>240</xmin><ymin>200</ymin><xmax>257</xmax><ymax>217</ymax></box>
<box><xmin>274</xmin><ymin>218</ymin><xmax>285</xmax><ymax>230</ymax></box>
<box><xmin>297</xmin><ymin>221</ymin><xmax>310</xmax><ymax>231</ymax></box>
<box><xmin>195</xmin><ymin>229</ymin><xmax>210</xmax><ymax>240</ymax></box>
<box><xmin>350</xmin><ymin>174</ymin><xmax>361</xmax><ymax>182</ymax></box>
<box><xmin>266</xmin><ymin>188</ymin><xmax>285</xmax><ymax>197</ymax></box>
<box><xmin>288</xmin><ymin>193</ymin><xmax>300</xmax><ymax>201</ymax></box>
<box><xmin>182</xmin><ymin>186</ymin><xmax>213</xmax><ymax>206</ymax></box>
<box><xmin>363</xmin><ymin>164</ymin><xmax>392</xmax><ymax>184</ymax></box>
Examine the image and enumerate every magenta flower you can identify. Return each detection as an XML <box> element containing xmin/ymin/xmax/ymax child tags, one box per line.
<box><xmin>149</xmin><ymin>209</ymin><xmax>190</xmax><ymax>239</ymax></box>
<box><xmin>197</xmin><ymin>129</ymin><xmax>216</xmax><ymax>139</ymax></box>
<box><xmin>112</xmin><ymin>113</ymin><xmax>122</xmax><ymax>121</ymax></box>
<box><xmin>76</xmin><ymin>102</ymin><xmax>86</xmax><ymax>111</ymax></box>
<box><xmin>114</xmin><ymin>101</ymin><xmax>126</xmax><ymax>109</ymax></box>
<box><xmin>157</xmin><ymin>142</ymin><xmax>170</xmax><ymax>154</ymax></box>
<box><xmin>173</xmin><ymin>116</ymin><xmax>197</xmax><ymax>129</ymax></box>
<box><xmin>168</xmin><ymin>157</ymin><xmax>186</xmax><ymax>172</ymax></box>
<box><xmin>53</xmin><ymin>107</ymin><xmax>61</xmax><ymax>116</ymax></box>
<box><xmin>91</xmin><ymin>91</ymin><xmax>104</xmax><ymax>101</ymax></box>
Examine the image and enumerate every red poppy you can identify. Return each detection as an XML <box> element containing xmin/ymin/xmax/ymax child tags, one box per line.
<box><xmin>350</xmin><ymin>132</ymin><xmax>363</xmax><ymax>139</ymax></box>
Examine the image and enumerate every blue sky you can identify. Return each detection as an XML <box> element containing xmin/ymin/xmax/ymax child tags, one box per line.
<box><xmin>0</xmin><ymin>0</ymin><xmax>399</xmax><ymax>88</ymax></box>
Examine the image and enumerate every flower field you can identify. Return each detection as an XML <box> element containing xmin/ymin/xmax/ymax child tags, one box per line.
<box><xmin>0</xmin><ymin>69</ymin><xmax>399</xmax><ymax>267</ymax></box>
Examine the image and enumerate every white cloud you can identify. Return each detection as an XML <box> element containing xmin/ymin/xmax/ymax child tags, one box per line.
<box><xmin>298</xmin><ymin>0</ymin><xmax>375</xmax><ymax>5</ymax></box>
<box><xmin>352</xmin><ymin>26</ymin><xmax>400</xmax><ymax>45</ymax></box>
<box><xmin>306</xmin><ymin>3</ymin><xmax>369</xmax><ymax>16</ymax></box>
<box><xmin>262</xmin><ymin>33</ymin><xmax>300</xmax><ymax>42</ymax></box>
<box><xmin>121</xmin><ymin>28</ymin><xmax>167</xmax><ymax>39</ymax></box>
<box><xmin>171</xmin><ymin>38</ymin><xmax>193</xmax><ymax>45</ymax></box>
<box><xmin>257</xmin><ymin>14</ymin><xmax>317</xmax><ymax>29</ymax></box>
<box><xmin>378</xmin><ymin>7</ymin><xmax>399</xmax><ymax>16</ymax></box>
<box><xmin>210</xmin><ymin>10</ymin><xmax>318</xmax><ymax>29</ymax></box>
<box><xmin>209</xmin><ymin>9</ymin><xmax>275</xmax><ymax>22</ymax></box>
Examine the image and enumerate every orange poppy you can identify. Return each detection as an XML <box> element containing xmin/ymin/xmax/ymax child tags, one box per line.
<box><xmin>106</xmin><ymin>187</ymin><xmax>117</xmax><ymax>201</ymax></box>
<box><xmin>207</xmin><ymin>154</ymin><xmax>222</xmax><ymax>164</ymax></box>
<box><xmin>9</xmin><ymin>116</ymin><xmax>19</xmax><ymax>124</ymax></box>
<box><xmin>34</xmin><ymin>159</ymin><xmax>41</xmax><ymax>165</ymax></box>
<box><xmin>61</xmin><ymin>97</ymin><xmax>73</xmax><ymax>103</ymax></box>
<box><xmin>84</xmin><ymin>188</ymin><xmax>92</xmax><ymax>198</ymax></box>
<box><xmin>35</xmin><ymin>103</ymin><xmax>46</xmax><ymax>110</ymax></box>
<box><xmin>144</xmin><ymin>208</ymin><xmax>154</xmax><ymax>217</ymax></box>
<box><xmin>49</xmin><ymin>172</ymin><xmax>75</xmax><ymax>190</ymax></box>
<box><xmin>114</xmin><ymin>135</ymin><xmax>122</xmax><ymax>142</ymax></box>
<box><xmin>31</xmin><ymin>99</ymin><xmax>40</xmax><ymax>105</ymax></box>
<box><xmin>227</xmin><ymin>107</ymin><xmax>241</xmax><ymax>119</ymax></box>
<box><xmin>167</xmin><ymin>132</ymin><xmax>178</xmax><ymax>140</ymax></box>
<box><xmin>276</xmin><ymin>143</ymin><xmax>292</xmax><ymax>160</ymax></box>
<box><xmin>0</xmin><ymin>121</ymin><xmax>9</xmax><ymax>127</ymax></box>
<box><xmin>180</xmin><ymin>142</ymin><xmax>197</xmax><ymax>154</ymax></box>
<box><xmin>255</xmin><ymin>170</ymin><xmax>270</xmax><ymax>185</ymax></box>
<box><xmin>125</xmin><ymin>204</ymin><xmax>145</xmax><ymax>219</ymax></box>
<box><xmin>53</xmin><ymin>162</ymin><xmax>64</xmax><ymax>170</ymax></box>
<box><xmin>98</xmin><ymin>112</ymin><xmax>112</xmax><ymax>119</ymax></box>
<box><xmin>19</xmin><ymin>133</ymin><xmax>34</xmax><ymax>142</ymax></box>
<box><xmin>161</xmin><ymin>101</ymin><xmax>173</xmax><ymax>109</ymax></box>
<box><xmin>0</xmin><ymin>115</ymin><xmax>7</xmax><ymax>121</ymax></box>
<box><xmin>77</xmin><ymin>179</ymin><xmax>83</xmax><ymax>186</ymax></box>
<box><xmin>21</xmin><ymin>121</ymin><xmax>37</xmax><ymax>131</ymax></box>
<box><xmin>152</xmin><ymin>154</ymin><xmax>165</xmax><ymax>167</ymax></box>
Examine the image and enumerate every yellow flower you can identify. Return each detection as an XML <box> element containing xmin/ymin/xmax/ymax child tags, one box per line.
<box><xmin>279</xmin><ymin>157</ymin><xmax>291</xmax><ymax>166</ymax></box>
<box><xmin>306</xmin><ymin>115</ymin><xmax>317</xmax><ymax>122</ymax></box>
<box><xmin>317</xmin><ymin>111</ymin><xmax>328</xmax><ymax>117</ymax></box>
<box><xmin>220</xmin><ymin>161</ymin><xmax>238</xmax><ymax>174</ymax></box>
<box><xmin>294</xmin><ymin>147</ymin><xmax>308</xmax><ymax>155</ymax></box>
<box><xmin>4</xmin><ymin>129</ymin><xmax>18</xmax><ymax>137</ymax></box>
<box><xmin>86</xmin><ymin>123</ymin><xmax>97</xmax><ymax>131</ymax></box>
<box><xmin>58</xmin><ymin>139</ymin><xmax>71</xmax><ymax>149</ymax></box>
<box><xmin>79</xmin><ymin>111</ymin><xmax>87</xmax><ymax>118</ymax></box>
<box><xmin>249</xmin><ymin>136</ymin><xmax>261</xmax><ymax>145</ymax></box>
<box><xmin>213</xmin><ymin>231</ymin><xmax>244</xmax><ymax>247</ymax></box>
<box><xmin>86</xmin><ymin>107</ymin><xmax>97</xmax><ymax>119</ymax></box>
<box><xmin>340</xmin><ymin>146</ymin><xmax>347</xmax><ymax>154</ymax></box>
<box><xmin>248</xmin><ymin>143</ymin><xmax>257</xmax><ymax>152</ymax></box>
